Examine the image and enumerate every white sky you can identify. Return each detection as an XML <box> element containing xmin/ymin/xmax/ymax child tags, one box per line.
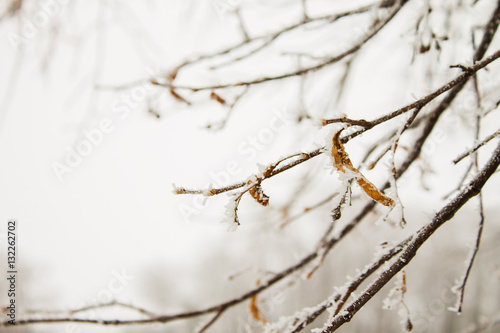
<box><xmin>0</xmin><ymin>1</ymin><xmax>499</xmax><ymax>332</ymax></box>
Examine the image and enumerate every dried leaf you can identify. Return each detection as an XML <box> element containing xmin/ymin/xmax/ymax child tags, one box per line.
<box><xmin>249</xmin><ymin>295</ymin><xmax>267</xmax><ymax>323</ymax></box>
<box><xmin>354</xmin><ymin>175</ymin><xmax>395</xmax><ymax>207</ymax></box>
<box><xmin>248</xmin><ymin>182</ymin><xmax>269</xmax><ymax>206</ymax></box>
<box><xmin>331</xmin><ymin>129</ymin><xmax>395</xmax><ymax>207</ymax></box>
<box><xmin>210</xmin><ymin>91</ymin><xmax>226</xmax><ymax>105</ymax></box>
<box><xmin>173</xmin><ymin>187</ymin><xmax>186</xmax><ymax>194</ymax></box>
<box><xmin>331</xmin><ymin>129</ymin><xmax>353</xmax><ymax>172</ymax></box>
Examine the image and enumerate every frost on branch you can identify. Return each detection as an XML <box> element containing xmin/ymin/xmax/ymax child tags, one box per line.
<box><xmin>171</xmin><ymin>183</ymin><xmax>185</xmax><ymax>194</ymax></box>
<box><xmin>174</xmin><ymin>153</ymin><xmax>309</xmax><ymax>228</ymax></box>
<box><xmin>247</xmin><ymin>174</ymin><xmax>270</xmax><ymax>207</ymax></box>
<box><xmin>220</xmin><ymin>167</ymin><xmax>274</xmax><ymax>230</ymax></box>
<box><xmin>382</xmin><ymin>270</ymin><xmax>413</xmax><ymax>332</ymax></box>
<box><xmin>221</xmin><ymin>195</ymin><xmax>240</xmax><ymax>232</ymax></box>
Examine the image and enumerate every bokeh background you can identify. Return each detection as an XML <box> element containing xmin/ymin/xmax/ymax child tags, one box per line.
<box><xmin>0</xmin><ymin>0</ymin><xmax>499</xmax><ymax>332</ymax></box>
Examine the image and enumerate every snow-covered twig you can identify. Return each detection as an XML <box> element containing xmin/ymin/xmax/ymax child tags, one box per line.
<box><xmin>453</xmin><ymin>128</ymin><xmax>500</xmax><ymax>164</ymax></box>
<box><xmin>321</xmin><ymin>141</ymin><xmax>500</xmax><ymax>332</ymax></box>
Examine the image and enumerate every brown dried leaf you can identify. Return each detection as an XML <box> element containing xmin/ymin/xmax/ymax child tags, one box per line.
<box><xmin>331</xmin><ymin>129</ymin><xmax>353</xmax><ymax>172</ymax></box>
<box><xmin>331</xmin><ymin>129</ymin><xmax>395</xmax><ymax>207</ymax></box>
<box><xmin>210</xmin><ymin>92</ymin><xmax>226</xmax><ymax>105</ymax></box>
<box><xmin>249</xmin><ymin>295</ymin><xmax>267</xmax><ymax>323</ymax></box>
<box><xmin>354</xmin><ymin>175</ymin><xmax>395</xmax><ymax>207</ymax></box>
<box><xmin>248</xmin><ymin>182</ymin><xmax>269</xmax><ymax>206</ymax></box>
<box><xmin>174</xmin><ymin>187</ymin><xmax>186</xmax><ymax>194</ymax></box>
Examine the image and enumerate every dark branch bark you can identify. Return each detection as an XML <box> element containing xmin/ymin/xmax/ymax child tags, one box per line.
<box><xmin>323</xmin><ymin>141</ymin><xmax>500</xmax><ymax>332</ymax></box>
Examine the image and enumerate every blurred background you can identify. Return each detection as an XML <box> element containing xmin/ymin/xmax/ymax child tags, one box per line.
<box><xmin>0</xmin><ymin>0</ymin><xmax>499</xmax><ymax>332</ymax></box>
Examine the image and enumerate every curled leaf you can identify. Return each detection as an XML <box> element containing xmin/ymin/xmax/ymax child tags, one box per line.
<box><xmin>331</xmin><ymin>129</ymin><xmax>395</xmax><ymax>207</ymax></box>
<box><xmin>249</xmin><ymin>295</ymin><xmax>267</xmax><ymax>323</ymax></box>
<box><xmin>331</xmin><ymin>129</ymin><xmax>353</xmax><ymax>172</ymax></box>
<box><xmin>248</xmin><ymin>181</ymin><xmax>269</xmax><ymax>206</ymax></box>
<box><xmin>354</xmin><ymin>176</ymin><xmax>395</xmax><ymax>207</ymax></box>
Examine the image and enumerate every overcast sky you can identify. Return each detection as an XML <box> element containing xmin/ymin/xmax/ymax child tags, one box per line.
<box><xmin>1</xmin><ymin>1</ymin><xmax>499</xmax><ymax>332</ymax></box>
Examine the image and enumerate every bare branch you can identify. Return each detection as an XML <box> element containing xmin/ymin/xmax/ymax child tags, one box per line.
<box><xmin>454</xmin><ymin>128</ymin><xmax>500</xmax><ymax>164</ymax></box>
<box><xmin>174</xmin><ymin>49</ymin><xmax>500</xmax><ymax>205</ymax></box>
<box><xmin>196</xmin><ymin>308</ymin><xmax>226</xmax><ymax>333</ymax></box>
<box><xmin>153</xmin><ymin>1</ymin><xmax>406</xmax><ymax>92</ymax></box>
<box><xmin>322</xmin><ymin>141</ymin><xmax>500</xmax><ymax>332</ymax></box>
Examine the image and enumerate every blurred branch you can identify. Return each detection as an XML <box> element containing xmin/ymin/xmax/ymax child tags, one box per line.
<box><xmin>454</xmin><ymin>128</ymin><xmax>500</xmax><ymax>164</ymax></box>
<box><xmin>0</xmin><ymin>0</ymin><xmax>22</xmax><ymax>23</ymax></box>
<box><xmin>162</xmin><ymin>1</ymin><xmax>405</xmax><ymax>92</ymax></box>
<box><xmin>2</xmin><ymin>112</ymin><xmax>443</xmax><ymax>327</ymax></box>
<box><xmin>206</xmin><ymin>86</ymin><xmax>249</xmax><ymax>130</ymax></box>
<box><xmin>450</xmin><ymin>104</ymin><xmax>485</xmax><ymax>314</ymax></box>
<box><xmin>69</xmin><ymin>300</ymin><xmax>157</xmax><ymax>318</ymax></box>
<box><xmin>3</xmin><ymin>1</ymin><xmax>500</xmax><ymax>332</ymax></box>
<box><xmin>195</xmin><ymin>308</ymin><xmax>226</xmax><ymax>333</ymax></box>
<box><xmin>99</xmin><ymin>1</ymin><xmax>405</xmax><ymax>93</ymax></box>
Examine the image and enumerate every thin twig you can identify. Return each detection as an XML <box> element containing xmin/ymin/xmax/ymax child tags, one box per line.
<box><xmin>97</xmin><ymin>2</ymin><xmax>386</xmax><ymax>91</ymax></box>
<box><xmin>280</xmin><ymin>192</ymin><xmax>338</xmax><ymax>228</ymax></box>
<box><xmin>453</xmin><ymin>191</ymin><xmax>484</xmax><ymax>314</ymax></box>
<box><xmin>324</xmin><ymin>49</ymin><xmax>500</xmax><ymax>139</ymax></box>
<box><xmin>196</xmin><ymin>307</ymin><xmax>226</xmax><ymax>333</ymax></box>
<box><xmin>290</xmin><ymin>237</ymin><xmax>412</xmax><ymax>332</ymax></box>
<box><xmin>69</xmin><ymin>300</ymin><xmax>157</xmax><ymax>317</ymax></box>
<box><xmin>452</xmin><ymin>104</ymin><xmax>485</xmax><ymax>314</ymax></box>
<box><xmin>453</xmin><ymin>128</ymin><xmax>500</xmax><ymax>164</ymax></box>
<box><xmin>155</xmin><ymin>1</ymin><xmax>405</xmax><ymax>91</ymax></box>
<box><xmin>235</xmin><ymin>7</ymin><xmax>250</xmax><ymax>42</ymax></box>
